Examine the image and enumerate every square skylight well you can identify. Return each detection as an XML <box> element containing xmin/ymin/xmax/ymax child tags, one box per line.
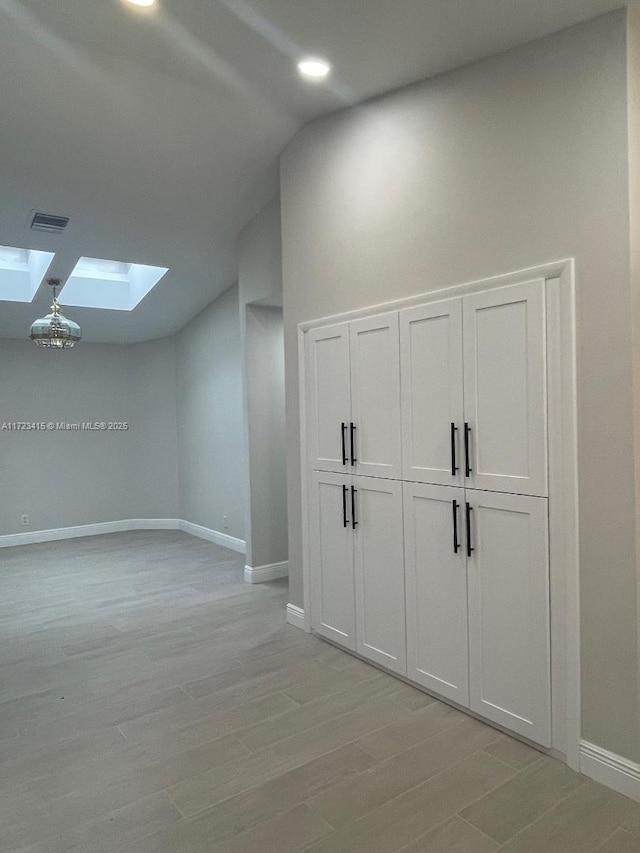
<box><xmin>61</xmin><ymin>257</ymin><xmax>169</xmax><ymax>311</ymax></box>
<box><xmin>0</xmin><ymin>245</ymin><xmax>55</xmax><ymax>302</ymax></box>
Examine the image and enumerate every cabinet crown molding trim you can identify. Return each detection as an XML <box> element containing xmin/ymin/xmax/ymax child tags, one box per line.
<box><xmin>298</xmin><ymin>258</ymin><xmax>573</xmax><ymax>332</ymax></box>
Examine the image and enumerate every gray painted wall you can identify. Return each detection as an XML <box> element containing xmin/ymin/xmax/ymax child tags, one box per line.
<box><xmin>628</xmin><ymin>4</ymin><xmax>640</xmax><ymax>731</ymax></box>
<box><xmin>239</xmin><ymin>199</ymin><xmax>288</xmax><ymax>569</ymax></box>
<box><xmin>129</xmin><ymin>337</ymin><xmax>179</xmax><ymax>520</ymax></box>
<box><xmin>245</xmin><ymin>305</ymin><xmax>287</xmax><ymax>568</ymax></box>
<box><xmin>0</xmin><ymin>337</ymin><xmax>178</xmax><ymax>534</ymax></box>
<box><xmin>176</xmin><ymin>283</ymin><xmax>245</xmax><ymax>540</ymax></box>
<box><xmin>239</xmin><ymin>198</ymin><xmax>283</xmax><ymax>308</ymax></box>
<box><xmin>280</xmin><ymin>12</ymin><xmax>637</xmax><ymax>761</ymax></box>
<box><xmin>0</xmin><ymin>286</ymin><xmax>245</xmax><ymax>543</ymax></box>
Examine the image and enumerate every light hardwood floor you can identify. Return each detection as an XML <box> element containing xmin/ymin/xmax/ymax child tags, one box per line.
<box><xmin>1</xmin><ymin>530</ymin><xmax>639</xmax><ymax>853</ymax></box>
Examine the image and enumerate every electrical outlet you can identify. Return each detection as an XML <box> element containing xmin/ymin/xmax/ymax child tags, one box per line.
<box><xmin>223</xmin><ymin>515</ymin><xmax>229</xmax><ymax>530</ymax></box>
<box><xmin>21</xmin><ymin>514</ymin><xmax>29</xmax><ymax>527</ymax></box>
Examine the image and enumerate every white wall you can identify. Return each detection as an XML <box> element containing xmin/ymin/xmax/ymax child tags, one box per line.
<box><xmin>239</xmin><ymin>199</ymin><xmax>288</xmax><ymax>569</ymax></box>
<box><xmin>0</xmin><ymin>337</ymin><xmax>178</xmax><ymax>534</ymax></box>
<box><xmin>280</xmin><ymin>12</ymin><xmax>638</xmax><ymax>762</ymax></box>
<box><xmin>176</xmin><ymin>283</ymin><xmax>245</xmax><ymax>540</ymax></box>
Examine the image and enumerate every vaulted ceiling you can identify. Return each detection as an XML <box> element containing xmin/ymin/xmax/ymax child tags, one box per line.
<box><xmin>0</xmin><ymin>0</ymin><xmax>625</xmax><ymax>342</ymax></box>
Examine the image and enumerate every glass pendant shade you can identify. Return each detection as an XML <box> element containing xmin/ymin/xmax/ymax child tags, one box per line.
<box><xmin>29</xmin><ymin>279</ymin><xmax>81</xmax><ymax>348</ymax></box>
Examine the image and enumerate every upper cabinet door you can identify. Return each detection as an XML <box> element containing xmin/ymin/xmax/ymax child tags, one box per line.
<box><xmin>403</xmin><ymin>482</ymin><xmax>469</xmax><ymax>705</ymax></box>
<box><xmin>306</xmin><ymin>323</ymin><xmax>351</xmax><ymax>473</ymax></box>
<box><xmin>400</xmin><ymin>299</ymin><xmax>464</xmax><ymax>485</ymax></box>
<box><xmin>349</xmin><ymin>312</ymin><xmax>402</xmax><ymax>479</ymax></box>
<box><xmin>463</xmin><ymin>280</ymin><xmax>547</xmax><ymax>496</ymax></box>
<box><xmin>352</xmin><ymin>476</ymin><xmax>406</xmax><ymax>675</ymax></box>
<box><xmin>466</xmin><ymin>490</ymin><xmax>551</xmax><ymax>746</ymax></box>
<box><xmin>308</xmin><ymin>471</ymin><xmax>356</xmax><ymax>650</ymax></box>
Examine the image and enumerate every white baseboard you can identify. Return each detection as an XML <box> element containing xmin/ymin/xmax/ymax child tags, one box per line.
<box><xmin>286</xmin><ymin>603</ymin><xmax>308</xmax><ymax>631</ymax></box>
<box><xmin>0</xmin><ymin>518</ymin><xmax>180</xmax><ymax>549</ymax></box>
<box><xmin>0</xmin><ymin>519</ymin><xmax>246</xmax><ymax>554</ymax></box>
<box><xmin>179</xmin><ymin>520</ymin><xmax>245</xmax><ymax>553</ymax></box>
<box><xmin>244</xmin><ymin>561</ymin><xmax>289</xmax><ymax>584</ymax></box>
<box><xmin>580</xmin><ymin>741</ymin><xmax>640</xmax><ymax>802</ymax></box>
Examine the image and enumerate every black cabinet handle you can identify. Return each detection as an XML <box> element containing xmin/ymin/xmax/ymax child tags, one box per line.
<box><xmin>351</xmin><ymin>485</ymin><xmax>358</xmax><ymax>529</ymax></box>
<box><xmin>341</xmin><ymin>423</ymin><xmax>348</xmax><ymax>466</ymax></box>
<box><xmin>350</xmin><ymin>423</ymin><xmax>357</xmax><ymax>466</ymax></box>
<box><xmin>342</xmin><ymin>484</ymin><xmax>349</xmax><ymax>528</ymax></box>
<box><xmin>450</xmin><ymin>423</ymin><xmax>458</xmax><ymax>476</ymax></box>
<box><xmin>466</xmin><ymin>502</ymin><xmax>474</xmax><ymax>557</ymax></box>
<box><xmin>452</xmin><ymin>499</ymin><xmax>460</xmax><ymax>553</ymax></box>
<box><xmin>464</xmin><ymin>423</ymin><xmax>472</xmax><ymax>478</ymax></box>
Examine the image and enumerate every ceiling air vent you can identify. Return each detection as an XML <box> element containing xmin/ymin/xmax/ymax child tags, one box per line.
<box><xmin>30</xmin><ymin>212</ymin><xmax>70</xmax><ymax>234</ymax></box>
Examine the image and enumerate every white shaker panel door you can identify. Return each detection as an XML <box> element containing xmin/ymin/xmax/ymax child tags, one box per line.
<box><xmin>349</xmin><ymin>312</ymin><xmax>402</xmax><ymax>479</ymax></box>
<box><xmin>352</xmin><ymin>476</ymin><xmax>406</xmax><ymax>674</ymax></box>
<box><xmin>400</xmin><ymin>299</ymin><xmax>464</xmax><ymax>485</ymax></box>
<box><xmin>309</xmin><ymin>471</ymin><xmax>356</xmax><ymax>650</ymax></box>
<box><xmin>403</xmin><ymin>482</ymin><xmax>469</xmax><ymax>705</ymax></box>
<box><xmin>466</xmin><ymin>489</ymin><xmax>551</xmax><ymax>746</ymax></box>
<box><xmin>306</xmin><ymin>323</ymin><xmax>351</xmax><ymax>473</ymax></box>
<box><xmin>463</xmin><ymin>280</ymin><xmax>547</xmax><ymax>496</ymax></box>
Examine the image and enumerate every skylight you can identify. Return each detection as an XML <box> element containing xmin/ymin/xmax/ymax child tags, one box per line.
<box><xmin>61</xmin><ymin>257</ymin><xmax>168</xmax><ymax>311</ymax></box>
<box><xmin>0</xmin><ymin>245</ymin><xmax>55</xmax><ymax>303</ymax></box>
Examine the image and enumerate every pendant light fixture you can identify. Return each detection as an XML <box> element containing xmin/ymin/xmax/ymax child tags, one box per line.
<box><xmin>29</xmin><ymin>278</ymin><xmax>81</xmax><ymax>348</ymax></box>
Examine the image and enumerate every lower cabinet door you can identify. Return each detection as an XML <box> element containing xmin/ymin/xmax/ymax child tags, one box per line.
<box><xmin>403</xmin><ymin>482</ymin><xmax>469</xmax><ymax>705</ymax></box>
<box><xmin>352</xmin><ymin>476</ymin><xmax>406</xmax><ymax>675</ymax></box>
<box><xmin>309</xmin><ymin>471</ymin><xmax>356</xmax><ymax>650</ymax></box>
<box><xmin>466</xmin><ymin>490</ymin><xmax>551</xmax><ymax>746</ymax></box>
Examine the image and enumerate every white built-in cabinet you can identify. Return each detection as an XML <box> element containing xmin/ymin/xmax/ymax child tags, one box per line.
<box><xmin>400</xmin><ymin>299</ymin><xmax>464</xmax><ymax>486</ymax></box>
<box><xmin>352</xmin><ymin>476</ymin><xmax>405</xmax><ymax>674</ymax></box>
<box><xmin>466</xmin><ymin>490</ymin><xmax>550</xmax><ymax>745</ymax></box>
<box><xmin>462</xmin><ymin>284</ymin><xmax>547</xmax><ymax>496</ymax></box>
<box><xmin>400</xmin><ymin>281</ymin><xmax>547</xmax><ymax>496</ymax></box>
<box><xmin>309</xmin><ymin>471</ymin><xmax>356</xmax><ymax>650</ymax></box>
<box><xmin>305</xmin><ymin>279</ymin><xmax>552</xmax><ymax>748</ymax></box>
<box><xmin>309</xmin><ymin>471</ymin><xmax>406</xmax><ymax>674</ymax></box>
<box><xmin>403</xmin><ymin>482</ymin><xmax>469</xmax><ymax>705</ymax></box>
<box><xmin>306</xmin><ymin>323</ymin><xmax>351</xmax><ymax>474</ymax></box>
<box><xmin>403</xmin><ymin>482</ymin><xmax>550</xmax><ymax>745</ymax></box>
<box><xmin>306</xmin><ymin>312</ymin><xmax>402</xmax><ymax>479</ymax></box>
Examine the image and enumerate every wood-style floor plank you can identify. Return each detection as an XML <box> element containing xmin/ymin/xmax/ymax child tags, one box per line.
<box><xmin>2</xmin><ymin>530</ymin><xmax>640</xmax><ymax>853</ymax></box>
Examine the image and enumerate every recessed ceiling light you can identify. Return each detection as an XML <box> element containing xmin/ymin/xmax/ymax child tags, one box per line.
<box><xmin>297</xmin><ymin>57</ymin><xmax>331</xmax><ymax>81</ymax></box>
<box><xmin>124</xmin><ymin>0</ymin><xmax>156</xmax><ymax>7</ymax></box>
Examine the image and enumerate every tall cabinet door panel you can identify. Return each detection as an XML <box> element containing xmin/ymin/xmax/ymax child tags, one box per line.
<box><xmin>349</xmin><ymin>313</ymin><xmax>402</xmax><ymax>479</ymax></box>
<box><xmin>309</xmin><ymin>472</ymin><xmax>356</xmax><ymax>650</ymax></box>
<box><xmin>353</xmin><ymin>476</ymin><xmax>406</xmax><ymax>674</ymax></box>
<box><xmin>307</xmin><ymin>323</ymin><xmax>351</xmax><ymax>473</ymax></box>
<box><xmin>404</xmin><ymin>482</ymin><xmax>469</xmax><ymax>705</ymax></box>
<box><xmin>467</xmin><ymin>490</ymin><xmax>551</xmax><ymax>746</ymax></box>
<box><xmin>400</xmin><ymin>300</ymin><xmax>464</xmax><ymax>485</ymax></box>
<box><xmin>463</xmin><ymin>280</ymin><xmax>547</xmax><ymax>496</ymax></box>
